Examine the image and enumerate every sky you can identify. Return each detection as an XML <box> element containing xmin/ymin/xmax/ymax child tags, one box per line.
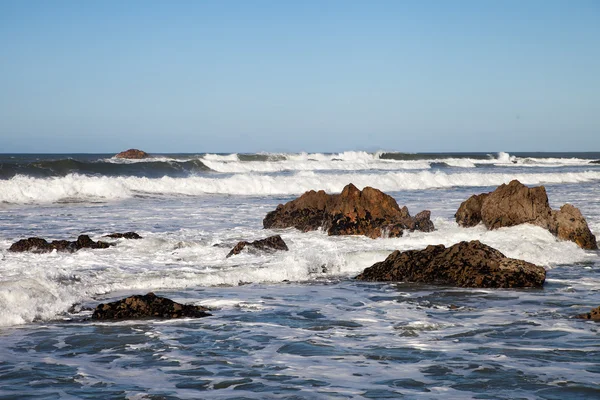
<box><xmin>0</xmin><ymin>0</ymin><xmax>598</xmax><ymax>153</ymax></box>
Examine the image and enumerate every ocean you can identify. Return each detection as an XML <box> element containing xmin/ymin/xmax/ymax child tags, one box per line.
<box><xmin>0</xmin><ymin>151</ymin><xmax>599</xmax><ymax>399</ymax></box>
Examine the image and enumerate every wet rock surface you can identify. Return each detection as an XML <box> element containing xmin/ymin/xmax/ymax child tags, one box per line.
<box><xmin>9</xmin><ymin>235</ymin><xmax>113</xmax><ymax>253</ymax></box>
<box><xmin>226</xmin><ymin>235</ymin><xmax>289</xmax><ymax>258</ymax></box>
<box><xmin>114</xmin><ymin>149</ymin><xmax>149</xmax><ymax>159</ymax></box>
<box><xmin>455</xmin><ymin>180</ymin><xmax>597</xmax><ymax>249</ymax></box>
<box><xmin>355</xmin><ymin>240</ymin><xmax>546</xmax><ymax>288</ymax></box>
<box><xmin>264</xmin><ymin>183</ymin><xmax>434</xmax><ymax>238</ymax></box>
<box><xmin>91</xmin><ymin>293</ymin><xmax>211</xmax><ymax>320</ymax></box>
<box><xmin>104</xmin><ymin>232</ymin><xmax>143</xmax><ymax>239</ymax></box>
<box><xmin>575</xmin><ymin>306</ymin><xmax>600</xmax><ymax>321</ymax></box>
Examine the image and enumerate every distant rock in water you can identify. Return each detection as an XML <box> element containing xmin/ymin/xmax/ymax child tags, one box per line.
<box><xmin>91</xmin><ymin>292</ymin><xmax>211</xmax><ymax>320</ymax></box>
<box><xmin>455</xmin><ymin>180</ymin><xmax>598</xmax><ymax>250</ymax></box>
<box><xmin>114</xmin><ymin>149</ymin><xmax>149</xmax><ymax>159</ymax></box>
<box><xmin>226</xmin><ymin>235</ymin><xmax>289</xmax><ymax>258</ymax></box>
<box><xmin>9</xmin><ymin>235</ymin><xmax>112</xmax><ymax>253</ymax></box>
<box><xmin>576</xmin><ymin>306</ymin><xmax>600</xmax><ymax>321</ymax></box>
<box><xmin>590</xmin><ymin>160</ymin><xmax>600</xmax><ymax>164</ymax></box>
<box><xmin>355</xmin><ymin>240</ymin><xmax>546</xmax><ymax>288</ymax></box>
<box><xmin>263</xmin><ymin>183</ymin><xmax>434</xmax><ymax>239</ymax></box>
<box><xmin>104</xmin><ymin>232</ymin><xmax>143</xmax><ymax>239</ymax></box>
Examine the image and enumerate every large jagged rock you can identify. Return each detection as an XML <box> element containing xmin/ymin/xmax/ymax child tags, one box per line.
<box><xmin>263</xmin><ymin>183</ymin><xmax>434</xmax><ymax>239</ymax></box>
<box><xmin>226</xmin><ymin>235</ymin><xmax>289</xmax><ymax>258</ymax></box>
<box><xmin>355</xmin><ymin>240</ymin><xmax>546</xmax><ymax>288</ymax></box>
<box><xmin>455</xmin><ymin>180</ymin><xmax>598</xmax><ymax>250</ymax></box>
<box><xmin>92</xmin><ymin>292</ymin><xmax>211</xmax><ymax>320</ymax></box>
<box><xmin>576</xmin><ymin>306</ymin><xmax>600</xmax><ymax>321</ymax></box>
<box><xmin>9</xmin><ymin>235</ymin><xmax>113</xmax><ymax>253</ymax></box>
<box><xmin>114</xmin><ymin>149</ymin><xmax>149</xmax><ymax>159</ymax></box>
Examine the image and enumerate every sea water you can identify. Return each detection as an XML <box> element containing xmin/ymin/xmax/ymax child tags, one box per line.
<box><xmin>0</xmin><ymin>151</ymin><xmax>599</xmax><ymax>399</ymax></box>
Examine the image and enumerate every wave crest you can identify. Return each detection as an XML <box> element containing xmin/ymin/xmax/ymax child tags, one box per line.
<box><xmin>2</xmin><ymin>170</ymin><xmax>599</xmax><ymax>204</ymax></box>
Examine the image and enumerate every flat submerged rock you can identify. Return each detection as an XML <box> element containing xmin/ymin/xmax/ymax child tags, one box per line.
<box><xmin>9</xmin><ymin>235</ymin><xmax>112</xmax><ymax>253</ymax></box>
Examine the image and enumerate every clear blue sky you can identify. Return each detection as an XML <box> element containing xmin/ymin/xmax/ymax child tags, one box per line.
<box><xmin>1</xmin><ymin>0</ymin><xmax>598</xmax><ymax>153</ymax></box>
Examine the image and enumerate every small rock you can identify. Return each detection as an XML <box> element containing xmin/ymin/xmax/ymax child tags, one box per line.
<box><xmin>114</xmin><ymin>149</ymin><xmax>149</xmax><ymax>159</ymax></box>
<box><xmin>91</xmin><ymin>293</ymin><xmax>211</xmax><ymax>320</ymax></box>
<box><xmin>575</xmin><ymin>306</ymin><xmax>600</xmax><ymax>321</ymax></box>
<box><xmin>226</xmin><ymin>235</ymin><xmax>289</xmax><ymax>258</ymax></box>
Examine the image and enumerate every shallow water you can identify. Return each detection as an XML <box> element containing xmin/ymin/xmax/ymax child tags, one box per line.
<box><xmin>0</xmin><ymin>152</ymin><xmax>599</xmax><ymax>398</ymax></box>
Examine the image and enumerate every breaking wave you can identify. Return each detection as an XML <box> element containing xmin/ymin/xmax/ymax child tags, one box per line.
<box><xmin>2</xmin><ymin>170</ymin><xmax>600</xmax><ymax>204</ymax></box>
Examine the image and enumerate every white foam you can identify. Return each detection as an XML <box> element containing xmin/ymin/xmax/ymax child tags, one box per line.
<box><xmin>1</xmin><ymin>215</ymin><xmax>594</xmax><ymax>327</ymax></box>
<box><xmin>2</xmin><ymin>170</ymin><xmax>600</xmax><ymax>204</ymax></box>
<box><xmin>202</xmin><ymin>153</ymin><xmax>240</xmax><ymax>162</ymax></box>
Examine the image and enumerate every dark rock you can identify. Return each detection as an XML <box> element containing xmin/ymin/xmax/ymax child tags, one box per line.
<box><xmin>355</xmin><ymin>240</ymin><xmax>546</xmax><ymax>288</ymax></box>
<box><xmin>105</xmin><ymin>232</ymin><xmax>143</xmax><ymax>239</ymax></box>
<box><xmin>454</xmin><ymin>193</ymin><xmax>489</xmax><ymax>228</ymax></box>
<box><xmin>590</xmin><ymin>160</ymin><xmax>600</xmax><ymax>164</ymax></box>
<box><xmin>576</xmin><ymin>306</ymin><xmax>600</xmax><ymax>321</ymax></box>
<box><xmin>226</xmin><ymin>235</ymin><xmax>289</xmax><ymax>258</ymax></box>
<box><xmin>263</xmin><ymin>183</ymin><xmax>434</xmax><ymax>239</ymax></box>
<box><xmin>91</xmin><ymin>292</ymin><xmax>211</xmax><ymax>320</ymax></box>
<box><xmin>114</xmin><ymin>149</ymin><xmax>149</xmax><ymax>159</ymax></box>
<box><xmin>455</xmin><ymin>180</ymin><xmax>598</xmax><ymax>250</ymax></box>
<box><xmin>9</xmin><ymin>237</ymin><xmax>52</xmax><ymax>253</ymax></box>
<box><xmin>9</xmin><ymin>235</ymin><xmax>113</xmax><ymax>253</ymax></box>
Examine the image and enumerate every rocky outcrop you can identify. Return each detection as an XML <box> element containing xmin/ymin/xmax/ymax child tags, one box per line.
<box><xmin>590</xmin><ymin>160</ymin><xmax>600</xmax><ymax>164</ymax></box>
<box><xmin>576</xmin><ymin>306</ymin><xmax>600</xmax><ymax>321</ymax></box>
<box><xmin>114</xmin><ymin>149</ymin><xmax>149</xmax><ymax>159</ymax></box>
<box><xmin>263</xmin><ymin>183</ymin><xmax>434</xmax><ymax>239</ymax></box>
<box><xmin>454</xmin><ymin>193</ymin><xmax>489</xmax><ymax>228</ymax></box>
<box><xmin>550</xmin><ymin>204</ymin><xmax>598</xmax><ymax>250</ymax></box>
<box><xmin>104</xmin><ymin>232</ymin><xmax>143</xmax><ymax>239</ymax></box>
<box><xmin>455</xmin><ymin>180</ymin><xmax>598</xmax><ymax>250</ymax></box>
<box><xmin>91</xmin><ymin>292</ymin><xmax>211</xmax><ymax>320</ymax></box>
<box><xmin>9</xmin><ymin>235</ymin><xmax>113</xmax><ymax>253</ymax></box>
<box><xmin>355</xmin><ymin>240</ymin><xmax>546</xmax><ymax>288</ymax></box>
<box><xmin>226</xmin><ymin>235</ymin><xmax>289</xmax><ymax>258</ymax></box>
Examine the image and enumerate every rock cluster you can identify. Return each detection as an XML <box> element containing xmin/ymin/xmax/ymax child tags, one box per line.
<box><xmin>455</xmin><ymin>180</ymin><xmax>597</xmax><ymax>250</ymax></box>
<box><xmin>9</xmin><ymin>235</ymin><xmax>112</xmax><ymax>253</ymax></box>
<box><xmin>576</xmin><ymin>306</ymin><xmax>600</xmax><ymax>321</ymax></box>
<box><xmin>8</xmin><ymin>232</ymin><xmax>142</xmax><ymax>253</ymax></box>
<box><xmin>92</xmin><ymin>292</ymin><xmax>211</xmax><ymax>320</ymax></box>
<box><xmin>226</xmin><ymin>235</ymin><xmax>289</xmax><ymax>258</ymax></box>
<box><xmin>355</xmin><ymin>240</ymin><xmax>546</xmax><ymax>288</ymax></box>
<box><xmin>114</xmin><ymin>149</ymin><xmax>149</xmax><ymax>159</ymax></box>
<box><xmin>263</xmin><ymin>183</ymin><xmax>434</xmax><ymax>239</ymax></box>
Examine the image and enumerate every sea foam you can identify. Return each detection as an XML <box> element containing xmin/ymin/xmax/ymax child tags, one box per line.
<box><xmin>2</xmin><ymin>170</ymin><xmax>600</xmax><ymax>204</ymax></box>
